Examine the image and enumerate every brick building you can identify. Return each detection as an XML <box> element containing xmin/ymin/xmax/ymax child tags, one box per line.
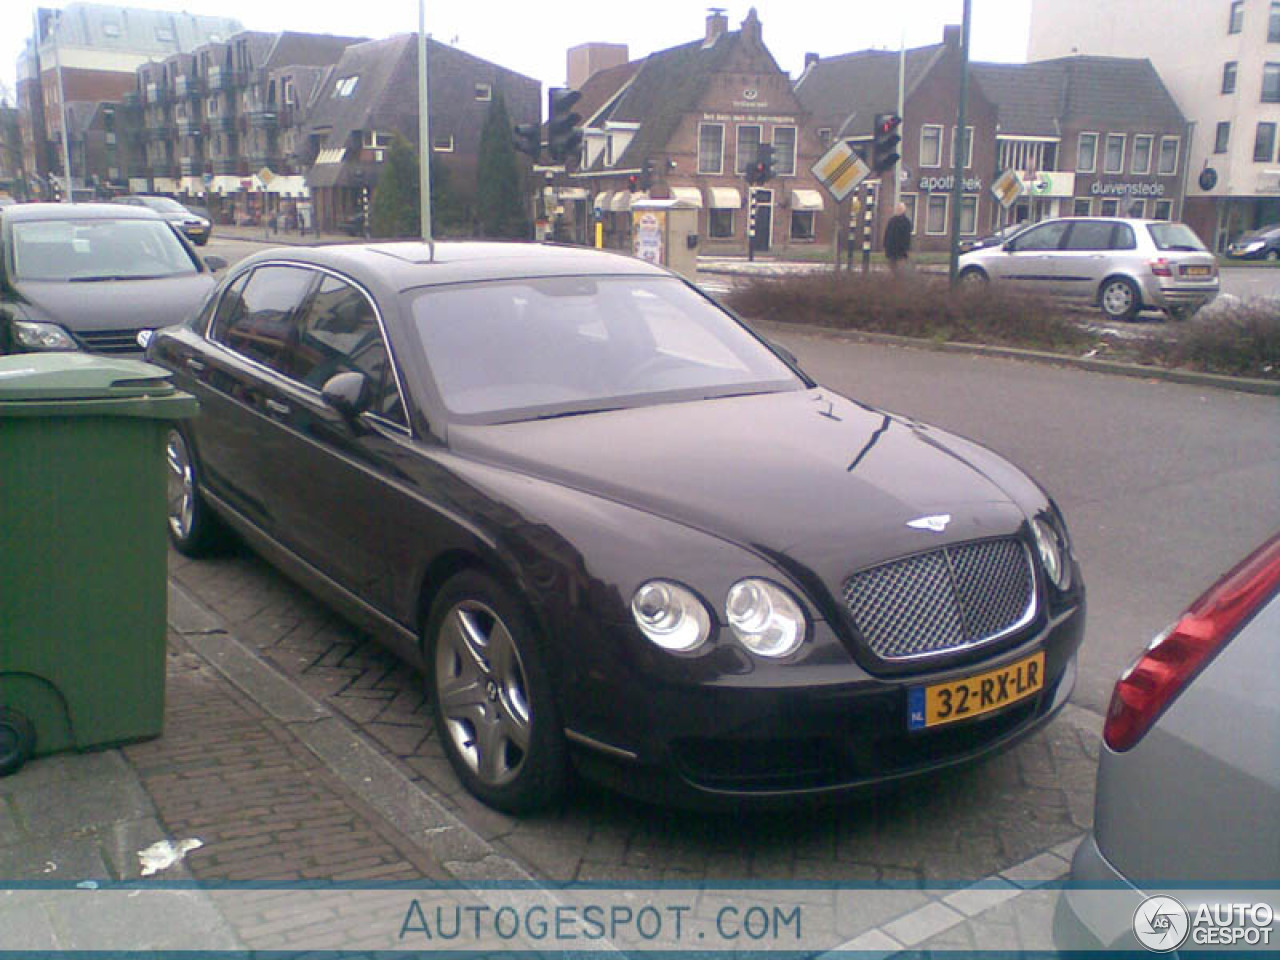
<box><xmin>303</xmin><ymin>34</ymin><xmax>540</xmax><ymax>234</ymax></box>
<box><xmin>796</xmin><ymin>27</ymin><xmax>999</xmax><ymax>255</ymax></box>
<box><xmin>564</xmin><ymin>10</ymin><xmax>833</xmax><ymax>257</ymax></box>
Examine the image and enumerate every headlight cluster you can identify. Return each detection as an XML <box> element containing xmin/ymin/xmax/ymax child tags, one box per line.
<box><xmin>1031</xmin><ymin>513</ymin><xmax>1072</xmax><ymax>591</ymax></box>
<box><xmin>12</xmin><ymin>320</ymin><xmax>76</xmax><ymax>351</ymax></box>
<box><xmin>631</xmin><ymin>578</ymin><xmax>807</xmax><ymax>658</ymax></box>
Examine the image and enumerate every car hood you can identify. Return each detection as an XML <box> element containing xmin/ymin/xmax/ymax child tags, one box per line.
<box><xmin>14</xmin><ymin>274</ymin><xmax>215</xmax><ymax>332</ymax></box>
<box><xmin>448</xmin><ymin>388</ymin><xmax>1039</xmax><ymax>583</ymax></box>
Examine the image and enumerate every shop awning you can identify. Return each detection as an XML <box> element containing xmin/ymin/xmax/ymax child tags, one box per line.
<box><xmin>594</xmin><ymin>191</ymin><xmax>612</xmax><ymax>211</ymax></box>
<box><xmin>209</xmin><ymin>175</ymin><xmax>242</xmax><ymax>195</ymax></box>
<box><xmin>790</xmin><ymin>189</ymin><xmax>824</xmax><ymax>211</ymax></box>
<box><xmin>267</xmin><ymin>175</ymin><xmax>309</xmax><ymax>197</ymax></box>
<box><xmin>708</xmin><ymin>187</ymin><xmax>742</xmax><ymax>209</ymax></box>
<box><xmin>152</xmin><ymin>177</ymin><xmax>178</xmax><ymax>194</ymax></box>
<box><xmin>179</xmin><ymin>176</ymin><xmax>205</xmax><ymax>196</ymax></box>
<box><xmin>610</xmin><ymin>191</ymin><xmax>634</xmax><ymax>212</ymax></box>
<box><xmin>671</xmin><ymin>187</ymin><xmax>703</xmax><ymax>207</ymax></box>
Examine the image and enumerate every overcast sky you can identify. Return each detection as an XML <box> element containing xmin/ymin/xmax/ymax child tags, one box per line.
<box><xmin>4</xmin><ymin>1</ymin><xmax>1032</xmax><ymax>105</ymax></box>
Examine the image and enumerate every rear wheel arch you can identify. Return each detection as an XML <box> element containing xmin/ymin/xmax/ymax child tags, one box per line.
<box><xmin>1097</xmin><ymin>274</ymin><xmax>1142</xmax><ymax>321</ymax></box>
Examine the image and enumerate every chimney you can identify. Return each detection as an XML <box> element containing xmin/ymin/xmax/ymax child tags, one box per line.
<box><xmin>943</xmin><ymin>24</ymin><xmax>961</xmax><ymax>48</ymax></box>
<box><xmin>740</xmin><ymin>8</ymin><xmax>762</xmax><ymax>46</ymax></box>
<box><xmin>705</xmin><ymin>8</ymin><xmax>728</xmax><ymax>46</ymax></box>
<box><xmin>804</xmin><ymin>52</ymin><xmax>819</xmax><ymax>70</ymax></box>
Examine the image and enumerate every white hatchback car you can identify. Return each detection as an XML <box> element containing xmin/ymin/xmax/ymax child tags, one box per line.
<box><xmin>958</xmin><ymin>218</ymin><xmax>1219</xmax><ymax>321</ymax></box>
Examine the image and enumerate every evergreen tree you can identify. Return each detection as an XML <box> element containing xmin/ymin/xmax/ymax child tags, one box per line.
<box><xmin>370</xmin><ymin>134</ymin><xmax>420</xmax><ymax>239</ymax></box>
<box><xmin>475</xmin><ymin>92</ymin><xmax>529</xmax><ymax>238</ymax></box>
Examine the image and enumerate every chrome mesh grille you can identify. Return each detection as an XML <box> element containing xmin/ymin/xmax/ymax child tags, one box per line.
<box><xmin>842</xmin><ymin>538</ymin><xmax>1035</xmax><ymax>661</ymax></box>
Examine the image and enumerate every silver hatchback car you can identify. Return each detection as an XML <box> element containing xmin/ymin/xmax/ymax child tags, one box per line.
<box><xmin>958</xmin><ymin>217</ymin><xmax>1219</xmax><ymax>321</ymax></box>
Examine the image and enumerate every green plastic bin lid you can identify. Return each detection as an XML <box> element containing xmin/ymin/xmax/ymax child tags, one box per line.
<box><xmin>0</xmin><ymin>353</ymin><xmax>178</xmax><ymax>401</ymax></box>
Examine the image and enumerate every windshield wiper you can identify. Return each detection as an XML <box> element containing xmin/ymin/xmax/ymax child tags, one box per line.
<box><xmin>528</xmin><ymin>405</ymin><xmax>628</xmax><ymax>421</ymax></box>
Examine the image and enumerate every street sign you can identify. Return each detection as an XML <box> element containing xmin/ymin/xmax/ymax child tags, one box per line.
<box><xmin>991</xmin><ymin>168</ymin><xmax>1026</xmax><ymax>209</ymax></box>
<box><xmin>811</xmin><ymin>141</ymin><xmax>870</xmax><ymax>203</ymax></box>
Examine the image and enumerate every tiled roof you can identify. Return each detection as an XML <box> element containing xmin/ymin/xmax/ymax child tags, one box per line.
<box><xmin>793</xmin><ymin>45</ymin><xmax>946</xmax><ymax>137</ymax></box>
<box><xmin>263</xmin><ymin>31</ymin><xmax>367</xmax><ymax>72</ymax></box>
<box><xmin>38</xmin><ymin>3</ymin><xmax>242</xmax><ymax>55</ymax></box>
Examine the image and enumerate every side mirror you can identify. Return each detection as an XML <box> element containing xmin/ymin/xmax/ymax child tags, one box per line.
<box><xmin>204</xmin><ymin>255</ymin><xmax>228</xmax><ymax>272</ymax></box>
<box><xmin>321</xmin><ymin>371</ymin><xmax>371</xmax><ymax>421</ymax></box>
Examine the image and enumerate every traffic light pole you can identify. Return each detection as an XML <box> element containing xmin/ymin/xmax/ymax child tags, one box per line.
<box><xmin>418</xmin><ymin>0</ymin><xmax>433</xmax><ymax>242</ymax></box>
<box><xmin>948</xmin><ymin>0</ymin><xmax>972</xmax><ymax>287</ymax></box>
<box><xmin>747</xmin><ymin>187</ymin><xmax>756</xmax><ymax>262</ymax></box>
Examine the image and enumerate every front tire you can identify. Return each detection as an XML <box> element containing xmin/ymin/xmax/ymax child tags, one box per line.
<box><xmin>1265</xmin><ymin>249</ymin><xmax>1279</xmax><ymax>262</ymax></box>
<box><xmin>958</xmin><ymin>267</ymin><xmax>989</xmax><ymax>287</ymax></box>
<box><xmin>165</xmin><ymin>427</ymin><xmax>226</xmax><ymax>556</ymax></box>
<box><xmin>1099</xmin><ymin>276</ymin><xmax>1141</xmax><ymax>321</ymax></box>
<box><xmin>0</xmin><ymin>708</ymin><xmax>36</xmax><ymax>776</ymax></box>
<box><xmin>426</xmin><ymin>571</ymin><xmax>567</xmax><ymax>814</ymax></box>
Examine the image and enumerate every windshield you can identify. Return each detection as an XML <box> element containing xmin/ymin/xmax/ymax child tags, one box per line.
<box><xmin>11</xmin><ymin>218</ymin><xmax>199</xmax><ymax>282</ymax></box>
<box><xmin>408</xmin><ymin>275</ymin><xmax>803</xmax><ymax>422</ymax></box>
<box><xmin>1147</xmin><ymin>222</ymin><xmax>1207</xmax><ymax>252</ymax></box>
<box><xmin>142</xmin><ymin>197</ymin><xmax>190</xmax><ymax>215</ymax></box>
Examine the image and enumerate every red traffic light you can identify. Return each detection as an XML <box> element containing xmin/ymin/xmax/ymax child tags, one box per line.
<box><xmin>877</xmin><ymin>114</ymin><xmax>902</xmax><ymax>135</ymax></box>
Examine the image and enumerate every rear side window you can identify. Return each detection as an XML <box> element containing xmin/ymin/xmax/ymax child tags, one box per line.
<box><xmin>1110</xmin><ymin>223</ymin><xmax>1137</xmax><ymax>250</ymax></box>
<box><xmin>212</xmin><ymin>265</ymin><xmax>315</xmax><ymax>373</ymax></box>
<box><xmin>1147</xmin><ymin>223</ymin><xmax>1207</xmax><ymax>252</ymax></box>
<box><xmin>292</xmin><ymin>274</ymin><xmax>407</xmax><ymax>426</ymax></box>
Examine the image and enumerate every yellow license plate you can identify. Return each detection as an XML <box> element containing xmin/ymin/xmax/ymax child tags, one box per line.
<box><xmin>1184</xmin><ymin>266</ymin><xmax>1211</xmax><ymax>277</ymax></box>
<box><xmin>908</xmin><ymin>652</ymin><xmax>1045</xmax><ymax>730</ymax></box>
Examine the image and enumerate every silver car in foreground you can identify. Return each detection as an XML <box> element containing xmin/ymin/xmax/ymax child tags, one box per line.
<box><xmin>1055</xmin><ymin>533</ymin><xmax>1280</xmax><ymax>951</ymax></box>
<box><xmin>958</xmin><ymin>217</ymin><xmax>1219</xmax><ymax>321</ymax></box>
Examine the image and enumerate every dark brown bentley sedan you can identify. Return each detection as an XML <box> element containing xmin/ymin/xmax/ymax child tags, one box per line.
<box><xmin>149</xmin><ymin>242</ymin><xmax>1085</xmax><ymax>813</ymax></box>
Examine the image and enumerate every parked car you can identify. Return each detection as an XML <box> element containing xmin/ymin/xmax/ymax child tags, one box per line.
<box><xmin>958</xmin><ymin>217</ymin><xmax>1219</xmax><ymax>321</ymax></box>
<box><xmin>1</xmin><ymin>203</ymin><xmax>224</xmax><ymax>356</ymax></box>
<box><xmin>1225</xmin><ymin>223</ymin><xmax>1280</xmax><ymax>261</ymax></box>
<box><xmin>114</xmin><ymin>194</ymin><xmax>212</xmax><ymax>245</ymax></box>
<box><xmin>1055</xmin><ymin>533</ymin><xmax>1280</xmax><ymax>951</ymax></box>
<box><xmin>957</xmin><ymin>221</ymin><xmax>1030</xmax><ymax>255</ymax></box>
<box><xmin>148</xmin><ymin>242</ymin><xmax>1085</xmax><ymax>814</ymax></box>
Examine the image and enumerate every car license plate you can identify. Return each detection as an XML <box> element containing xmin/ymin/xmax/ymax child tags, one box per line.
<box><xmin>908</xmin><ymin>652</ymin><xmax>1045</xmax><ymax>731</ymax></box>
<box><xmin>1183</xmin><ymin>265</ymin><xmax>1211</xmax><ymax>277</ymax></box>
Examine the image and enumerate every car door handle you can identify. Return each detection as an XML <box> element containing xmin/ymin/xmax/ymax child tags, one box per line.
<box><xmin>263</xmin><ymin>398</ymin><xmax>291</xmax><ymax>417</ymax></box>
<box><xmin>185</xmin><ymin>356</ymin><xmax>206</xmax><ymax>373</ymax></box>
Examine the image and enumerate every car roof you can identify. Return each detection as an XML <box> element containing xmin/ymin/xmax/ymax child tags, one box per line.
<box><xmin>237</xmin><ymin>241</ymin><xmax>671</xmax><ymax>292</ymax></box>
<box><xmin>1</xmin><ymin>202</ymin><xmax>165</xmax><ymax>222</ymax></box>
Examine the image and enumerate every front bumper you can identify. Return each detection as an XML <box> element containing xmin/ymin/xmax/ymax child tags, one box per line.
<box><xmin>566</xmin><ymin>599</ymin><xmax>1085</xmax><ymax>806</ymax></box>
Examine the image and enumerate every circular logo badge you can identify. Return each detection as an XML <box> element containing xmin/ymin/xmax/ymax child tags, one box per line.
<box><xmin>742</xmin><ymin>88</ymin><xmax>758</xmax><ymax>100</ymax></box>
<box><xmin>1198</xmin><ymin>167</ymin><xmax>1219</xmax><ymax>191</ymax></box>
<box><xmin>1133</xmin><ymin>896</ymin><xmax>1190</xmax><ymax>952</ymax></box>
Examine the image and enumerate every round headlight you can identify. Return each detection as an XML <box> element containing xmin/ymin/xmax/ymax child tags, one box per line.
<box><xmin>725</xmin><ymin>579</ymin><xmax>807</xmax><ymax>658</ymax></box>
<box><xmin>631</xmin><ymin>580</ymin><xmax>711</xmax><ymax>653</ymax></box>
<box><xmin>1032</xmin><ymin>516</ymin><xmax>1071</xmax><ymax>591</ymax></box>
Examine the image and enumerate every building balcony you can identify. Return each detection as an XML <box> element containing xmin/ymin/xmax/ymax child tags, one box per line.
<box><xmin>174</xmin><ymin>76</ymin><xmax>203</xmax><ymax>99</ymax></box>
<box><xmin>179</xmin><ymin>157</ymin><xmax>205</xmax><ymax>176</ymax></box>
<box><xmin>144</xmin><ymin>84</ymin><xmax>170</xmax><ymax>106</ymax></box>
<box><xmin>247</xmin><ymin>110</ymin><xmax>278</xmax><ymax>131</ymax></box>
<box><xmin>145</xmin><ymin>125</ymin><xmax>176</xmax><ymax>142</ymax></box>
<box><xmin>207</xmin><ymin>68</ymin><xmax>243</xmax><ymax>92</ymax></box>
<box><xmin>177</xmin><ymin>119</ymin><xmax>203</xmax><ymax>136</ymax></box>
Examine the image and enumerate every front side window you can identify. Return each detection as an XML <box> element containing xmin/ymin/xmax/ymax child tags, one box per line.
<box><xmin>213</xmin><ymin>265</ymin><xmax>315</xmax><ymax>373</ymax></box>
<box><xmin>1131</xmin><ymin>135</ymin><xmax>1153</xmax><ymax>174</ymax></box>
<box><xmin>1223</xmin><ymin>61</ymin><xmax>1238</xmax><ymax>94</ymax></box>
<box><xmin>408</xmin><ymin>276</ymin><xmax>801</xmax><ymax>421</ymax></box>
<box><xmin>1256</xmin><ymin>122</ymin><xmax>1278</xmax><ymax>162</ymax></box>
<box><xmin>920</xmin><ymin>125</ymin><xmax>943</xmax><ymax>167</ymax></box>
<box><xmin>735</xmin><ymin>125</ymin><xmax>762</xmax><ymax>175</ymax></box>
<box><xmin>1158</xmin><ymin>137</ymin><xmax>1180</xmax><ymax>175</ymax></box>
<box><xmin>10</xmin><ymin>218</ymin><xmax>199</xmax><ymax>282</ymax></box>
<box><xmin>1077</xmin><ymin>132</ymin><xmax>1098</xmax><ymax>172</ymax></box>
<box><xmin>698</xmin><ymin>123</ymin><xmax>724</xmax><ymax>175</ymax></box>
<box><xmin>292</xmin><ymin>274</ymin><xmax>405</xmax><ymax>425</ymax></box>
<box><xmin>1263</xmin><ymin>63</ymin><xmax>1280</xmax><ymax>103</ymax></box>
<box><xmin>1215</xmin><ymin>121</ymin><xmax>1231</xmax><ymax>153</ymax></box>
<box><xmin>1104</xmin><ymin>134</ymin><xmax>1126</xmax><ymax>174</ymax></box>
<box><xmin>772</xmin><ymin>126</ymin><xmax>797</xmax><ymax>176</ymax></box>
<box><xmin>1012</xmin><ymin>220</ymin><xmax>1069</xmax><ymax>252</ymax></box>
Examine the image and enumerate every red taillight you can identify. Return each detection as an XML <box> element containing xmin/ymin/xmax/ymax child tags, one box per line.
<box><xmin>1104</xmin><ymin>534</ymin><xmax>1280</xmax><ymax>752</ymax></box>
<box><xmin>1149</xmin><ymin>258</ymin><xmax>1174</xmax><ymax>277</ymax></box>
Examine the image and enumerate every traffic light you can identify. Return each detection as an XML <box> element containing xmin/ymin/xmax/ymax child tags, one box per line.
<box><xmin>547</xmin><ymin>88</ymin><xmax>583</xmax><ymax>165</ymax></box>
<box><xmin>746</xmin><ymin>142</ymin><xmax>775</xmax><ymax>185</ymax></box>
<box><xmin>639</xmin><ymin>159</ymin><xmax>655</xmax><ymax>192</ymax></box>
<box><xmin>513</xmin><ymin>122</ymin><xmax>542</xmax><ymax>160</ymax></box>
<box><xmin>627</xmin><ymin>174</ymin><xmax>640</xmax><ymax>193</ymax></box>
<box><xmin>872</xmin><ymin>113</ymin><xmax>902</xmax><ymax>174</ymax></box>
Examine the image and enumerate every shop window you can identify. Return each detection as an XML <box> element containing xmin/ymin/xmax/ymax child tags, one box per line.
<box><xmin>925</xmin><ymin>194</ymin><xmax>948</xmax><ymax>235</ymax></box>
<box><xmin>1153</xmin><ymin>200</ymin><xmax>1173</xmax><ymax>220</ymax></box>
<box><xmin>920</xmin><ymin>125</ymin><xmax>943</xmax><ymax>167</ymax></box>
<box><xmin>790</xmin><ymin>210</ymin><xmax>816</xmax><ymax>240</ymax></box>
<box><xmin>1076</xmin><ymin>132</ymin><xmax>1098</xmax><ymax>173</ymax></box>
<box><xmin>1073</xmin><ymin>198</ymin><xmax>1092</xmax><ymax>217</ymax></box>
<box><xmin>709</xmin><ymin>209</ymin><xmax>734</xmax><ymax>238</ymax></box>
<box><xmin>1100</xmin><ymin>198</ymin><xmax>1120</xmax><ymax>217</ymax></box>
<box><xmin>698</xmin><ymin>123</ymin><xmax>724</xmax><ymax>175</ymax></box>
<box><xmin>1126</xmin><ymin>199</ymin><xmax>1146</xmax><ymax>219</ymax></box>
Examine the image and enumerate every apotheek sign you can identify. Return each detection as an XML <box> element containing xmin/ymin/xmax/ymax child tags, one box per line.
<box><xmin>1090</xmin><ymin>181</ymin><xmax>1167</xmax><ymax>197</ymax></box>
<box><xmin>918</xmin><ymin>175</ymin><xmax>983</xmax><ymax>193</ymax></box>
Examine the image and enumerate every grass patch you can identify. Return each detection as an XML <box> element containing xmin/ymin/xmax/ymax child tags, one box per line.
<box><xmin>725</xmin><ymin>272</ymin><xmax>1092</xmax><ymax>352</ymax></box>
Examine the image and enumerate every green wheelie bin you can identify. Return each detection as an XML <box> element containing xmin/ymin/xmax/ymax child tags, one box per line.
<box><xmin>0</xmin><ymin>352</ymin><xmax>198</xmax><ymax>775</ymax></box>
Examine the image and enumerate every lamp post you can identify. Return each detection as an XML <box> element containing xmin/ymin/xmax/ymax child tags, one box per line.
<box><xmin>418</xmin><ymin>0</ymin><xmax>432</xmax><ymax>241</ymax></box>
<box><xmin>947</xmin><ymin>0</ymin><xmax>972</xmax><ymax>286</ymax></box>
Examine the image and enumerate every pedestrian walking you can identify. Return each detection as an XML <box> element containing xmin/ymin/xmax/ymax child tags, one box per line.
<box><xmin>884</xmin><ymin>202</ymin><xmax>913</xmax><ymax>275</ymax></box>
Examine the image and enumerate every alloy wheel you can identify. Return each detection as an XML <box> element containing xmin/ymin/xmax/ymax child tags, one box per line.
<box><xmin>165</xmin><ymin>430</ymin><xmax>195</xmax><ymax>542</ymax></box>
<box><xmin>1101</xmin><ymin>279</ymin><xmax>1136</xmax><ymax>319</ymax></box>
<box><xmin>434</xmin><ymin>600</ymin><xmax>531</xmax><ymax>787</ymax></box>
